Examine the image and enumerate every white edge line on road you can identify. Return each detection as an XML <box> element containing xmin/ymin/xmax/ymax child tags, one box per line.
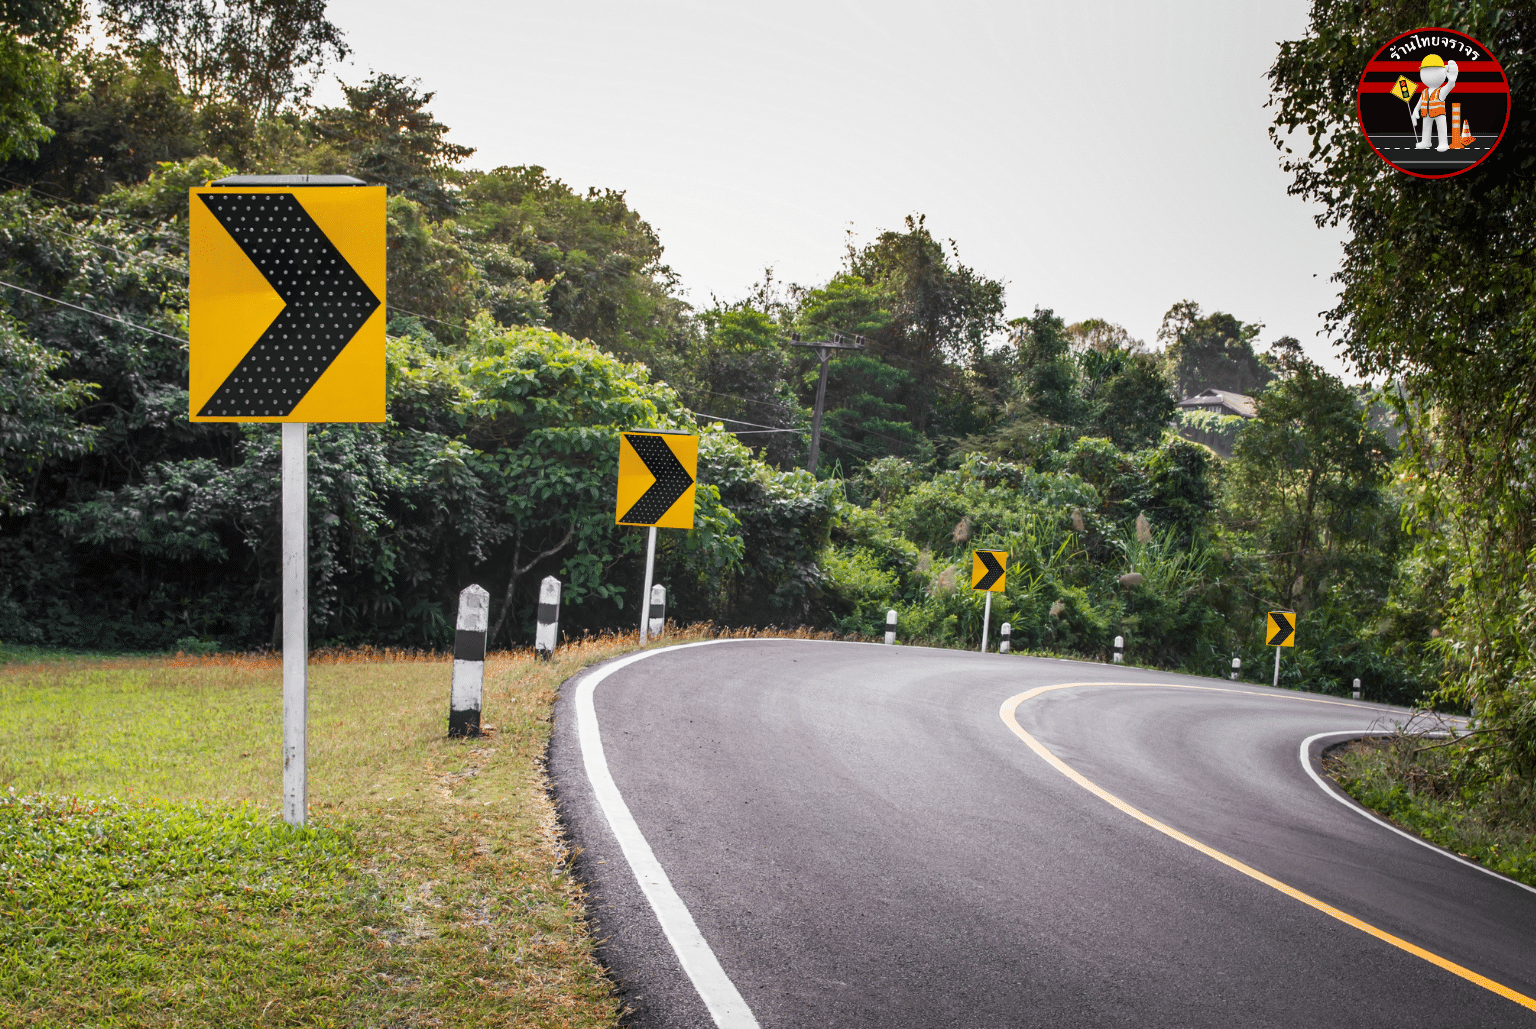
<box><xmin>575</xmin><ymin>639</ymin><xmax>762</xmax><ymax>1029</ymax></box>
<box><xmin>1300</xmin><ymin>731</ymin><xmax>1536</xmax><ymax>897</ymax></box>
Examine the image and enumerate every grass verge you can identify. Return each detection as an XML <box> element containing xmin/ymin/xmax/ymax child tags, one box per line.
<box><xmin>0</xmin><ymin>623</ymin><xmax>867</xmax><ymax>1026</ymax></box>
<box><xmin>0</xmin><ymin>634</ymin><xmax>660</xmax><ymax>1027</ymax></box>
<box><xmin>1325</xmin><ymin>733</ymin><xmax>1536</xmax><ymax>889</ymax></box>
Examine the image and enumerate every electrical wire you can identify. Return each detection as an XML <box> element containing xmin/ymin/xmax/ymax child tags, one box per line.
<box><xmin>0</xmin><ymin>279</ymin><xmax>188</xmax><ymax>343</ymax></box>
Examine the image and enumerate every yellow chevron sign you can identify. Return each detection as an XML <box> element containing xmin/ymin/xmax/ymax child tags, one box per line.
<box><xmin>1266</xmin><ymin>611</ymin><xmax>1296</xmax><ymax>648</ymax></box>
<box><xmin>971</xmin><ymin>549</ymin><xmax>1008</xmax><ymax>592</ymax></box>
<box><xmin>615</xmin><ymin>431</ymin><xmax>698</xmax><ymax>529</ymax></box>
<box><xmin>189</xmin><ymin>185</ymin><xmax>386</xmax><ymax>422</ymax></box>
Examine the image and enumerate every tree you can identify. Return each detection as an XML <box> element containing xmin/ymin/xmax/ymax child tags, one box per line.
<box><xmin>1270</xmin><ymin>0</ymin><xmax>1536</xmax><ymax>763</ymax></box>
<box><xmin>98</xmin><ymin>0</ymin><xmax>347</xmax><ymax>115</ymax></box>
<box><xmin>845</xmin><ymin>215</ymin><xmax>1005</xmax><ymax>434</ymax></box>
<box><xmin>307</xmin><ymin>73</ymin><xmax>473</xmax><ymax>216</ymax></box>
<box><xmin>0</xmin><ymin>314</ymin><xmax>96</xmax><ymax>514</ymax></box>
<box><xmin>1158</xmin><ymin>299</ymin><xmax>1274</xmax><ymax>399</ymax></box>
<box><xmin>1224</xmin><ymin>356</ymin><xmax>1393</xmax><ymax>614</ymax></box>
<box><xmin>458</xmin><ymin>165</ymin><xmax>689</xmax><ymax>368</ymax></box>
<box><xmin>0</xmin><ymin>0</ymin><xmax>85</xmax><ymax>161</ymax></box>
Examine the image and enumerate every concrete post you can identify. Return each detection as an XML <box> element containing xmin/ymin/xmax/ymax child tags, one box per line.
<box><xmin>1352</xmin><ymin>678</ymin><xmax>1362</xmax><ymax>701</ymax></box>
<box><xmin>1000</xmin><ymin>622</ymin><xmax>1011</xmax><ymax>653</ymax></box>
<box><xmin>1113</xmin><ymin>635</ymin><xmax>1124</xmax><ymax>664</ymax></box>
<box><xmin>450</xmin><ymin>584</ymin><xmax>489</xmax><ymax>737</ymax></box>
<box><xmin>534</xmin><ymin>576</ymin><xmax>561</xmax><ymax>660</ymax></box>
<box><xmin>648</xmin><ymin>584</ymin><xmax>667</xmax><ymax>638</ymax></box>
<box><xmin>1231</xmin><ymin>657</ymin><xmax>1241</xmax><ymax>681</ymax></box>
<box><xmin>884</xmin><ymin>609</ymin><xmax>897</xmax><ymax>645</ymax></box>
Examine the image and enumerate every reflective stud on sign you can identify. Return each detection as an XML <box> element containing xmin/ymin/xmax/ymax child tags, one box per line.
<box><xmin>190</xmin><ymin>185</ymin><xmax>386</xmax><ymax>422</ymax></box>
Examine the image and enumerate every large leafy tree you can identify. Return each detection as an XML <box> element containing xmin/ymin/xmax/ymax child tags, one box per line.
<box><xmin>97</xmin><ymin>0</ymin><xmax>347</xmax><ymax>115</ymax></box>
<box><xmin>1158</xmin><ymin>299</ymin><xmax>1274</xmax><ymax>399</ymax></box>
<box><xmin>1270</xmin><ymin>0</ymin><xmax>1536</xmax><ymax>764</ymax></box>
<box><xmin>0</xmin><ymin>0</ymin><xmax>84</xmax><ymax>161</ymax></box>
<box><xmin>1225</xmin><ymin>356</ymin><xmax>1394</xmax><ymax>614</ymax></box>
<box><xmin>845</xmin><ymin>215</ymin><xmax>1005</xmax><ymax>435</ymax></box>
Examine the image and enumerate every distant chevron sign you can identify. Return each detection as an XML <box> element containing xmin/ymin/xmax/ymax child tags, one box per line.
<box><xmin>972</xmin><ymin>549</ymin><xmax>1008</xmax><ymax>592</ymax></box>
<box><xmin>189</xmin><ymin>184</ymin><xmax>386</xmax><ymax>422</ymax></box>
<box><xmin>616</xmin><ymin>431</ymin><xmax>698</xmax><ymax>528</ymax></box>
<box><xmin>1266</xmin><ymin>611</ymin><xmax>1296</xmax><ymax>648</ymax></box>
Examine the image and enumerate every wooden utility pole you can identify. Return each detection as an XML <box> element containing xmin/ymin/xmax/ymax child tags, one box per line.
<box><xmin>787</xmin><ymin>332</ymin><xmax>866</xmax><ymax>474</ymax></box>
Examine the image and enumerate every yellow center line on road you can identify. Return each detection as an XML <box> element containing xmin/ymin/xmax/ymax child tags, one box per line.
<box><xmin>1000</xmin><ymin>682</ymin><xmax>1536</xmax><ymax>1014</ymax></box>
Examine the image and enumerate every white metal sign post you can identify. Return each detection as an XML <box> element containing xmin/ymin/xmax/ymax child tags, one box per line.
<box><xmin>639</xmin><ymin>525</ymin><xmax>658</xmax><ymax>643</ymax></box>
<box><xmin>282</xmin><ymin>423</ymin><xmax>309</xmax><ymax>826</ymax></box>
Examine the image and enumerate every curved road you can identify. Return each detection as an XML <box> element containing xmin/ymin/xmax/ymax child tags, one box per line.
<box><xmin>550</xmin><ymin>639</ymin><xmax>1536</xmax><ymax>1028</ymax></box>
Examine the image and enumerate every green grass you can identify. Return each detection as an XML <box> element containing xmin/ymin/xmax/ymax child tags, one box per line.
<box><xmin>0</xmin><ymin>639</ymin><xmax>650</xmax><ymax>1027</ymax></box>
<box><xmin>1325</xmin><ymin>735</ymin><xmax>1536</xmax><ymax>888</ymax></box>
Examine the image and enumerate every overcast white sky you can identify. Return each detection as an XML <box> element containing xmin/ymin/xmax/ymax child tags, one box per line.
<box><xmin>317</xmin><ymin>0</ymin><xmax>1350</xmax><ymax>376</ymax></box>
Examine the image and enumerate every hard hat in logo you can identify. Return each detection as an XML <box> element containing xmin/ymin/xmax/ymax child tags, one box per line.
<box><xmin>1421</xmin><ymin>54</ymin><xmax>1446</xmax><ymax>68</ymax></box>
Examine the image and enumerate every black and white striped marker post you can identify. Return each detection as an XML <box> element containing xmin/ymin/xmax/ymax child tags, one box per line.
<box><xmin>1231</xmin><ymin>657</ymin><xmax>1241</xmax><ymax>681</ymax></box>
<box><xmin>1000</xmin><ymin>622</ymin><xmax>1011</xmax><ymax>653</ymax></box>
<box><xmin>535</xmin><ymin>576</ymin><xmax>560</xmax><ymax>660</ymax></box>
<box><xmin>449</xmin><ymin>584</ymin><xmax>488</xmax><ymax>737</ymax></box>
<box><xmin>647</xmin><ymin>584</ymin><xmax>666</xmax><ymax>638</ymax></box>
<box><xmin>1113</xmin><ymin>635</ymin><xmax>1124</xmax><ymax>664</ymax></box>
<box><xmin>1352</xmin><ymin>678</ymin><xmax>1362</xmax><ymax>701</ymax></box>
<box><xmin>884</xmin><ymin>609</ymin><xmax>897</xmax><ymax>645</ymax></box>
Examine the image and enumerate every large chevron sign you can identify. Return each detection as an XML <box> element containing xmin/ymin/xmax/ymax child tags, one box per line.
<box><xmin>615</xmin><ymin>431</ymin><xmax>698</xmax><ymax>529</ymax></box>
<box><xmin>189</xmin><ymin>184</ymin><xmax>386</xmax><ymax>422</ymax></box>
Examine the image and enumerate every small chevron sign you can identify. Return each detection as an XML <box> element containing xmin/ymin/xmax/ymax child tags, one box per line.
<box><xmin>971</xmin><ymin>549</ymin><xmax>1008</xmax><ymax>592</ymax></box>
<box><xmin>1266</xmin><ymin>611</ymin><xmax>1296</xmax><ymax>648</ymax></box>
<box><xmin>615</xmin><ymin>431</ymin><xmax>698</xmax><ymax>528</ymax></box>
<box><xmin>189</xmin><ymin>183</ymin><xmax>386</xmax><ymax>422</ymax></box>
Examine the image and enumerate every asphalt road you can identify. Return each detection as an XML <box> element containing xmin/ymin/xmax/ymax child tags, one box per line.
<box><xmin>550</xmin><ymin>639</ymin><xmax>1536</xmax><ymax>1028</ymax></box>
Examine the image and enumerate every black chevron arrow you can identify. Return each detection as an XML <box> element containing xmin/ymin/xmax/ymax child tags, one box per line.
<box><xmin>620</xmin><ymin>434</ymin><xmax>695</xmax><ymax>524</ymax></box>
<box><xmin>1268</xmin><ymin>612</ymin><xmax>1295</xmax><ymax>646</ymax></box>
<box><xmin>974</xmin><ymin>550</ymin><xmax>1005</xmax><ymax>591</ymax></box>
<box><xmin>197</xmin><ymin>192</ymin><xmax>380</xmax><ymax>418</ymax></box>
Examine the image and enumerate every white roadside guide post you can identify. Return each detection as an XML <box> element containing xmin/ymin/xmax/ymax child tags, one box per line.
<box><xmin>450</xmin><ymin>585</ymin><xmax>489</xmax><ymax>736</ymax></box>
<box><xmin>188</xmin><ymin>173</ymin><xmax>386</xmax><ymax>828</ymax></box>
<box><xmin>1353</xmin><ymin>678</ymin><xmax>1362</xmax><ymax>701</ymax></box>
<box><xmin>615</xmin><ymin>430</ymin><xmax>699</xmax><ymax>644</ymax></box>
<box><xmin>648</xmin><ymin>584</ymin><xmax>667</xmax><ymax>638</ymax></box>
<box><xmin>1113</xmin><ymin>635</ymin><xmax>1124</xmax><ymax>664</ymax></box>
<box><xmin>534</xmin><ymin>575</ymin><xmax>561</xmax><ymax>659</ymax></box>
<box><xmin>884</xmin><ymin>609</ymin><xmax>897</xmax><ymax>645</ymax></box>
<box><xmin>1000</xmin><ymin>622</ymin><xmax>1011</xmax><ymax>654</ymax></box>
<box><xmin>1231</xmin><ymin>657</ymin><xmax>1241</xmax><ymax>681</ymax></box>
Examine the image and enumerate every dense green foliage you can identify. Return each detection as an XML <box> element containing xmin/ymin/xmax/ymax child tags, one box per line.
<box><xmin>0</xmin><ymin>0</ymin><xmax>1444</xmax><ymax>711</ymax></box>
<box><xmin>1270</xmin><ymin>0</ymin><xmax>1536</xmax><ymax>774</ymax></box>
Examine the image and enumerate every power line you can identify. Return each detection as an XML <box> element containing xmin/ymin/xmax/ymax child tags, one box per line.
<box><xmin>0</xmin><ymin>279</ymin><xmax>187</xmax><ymax>343</ymax></box>
<box><xmin>692</xmin><ymin>411</ymin><xmax>806</xmax><ymax>433</ymax></box>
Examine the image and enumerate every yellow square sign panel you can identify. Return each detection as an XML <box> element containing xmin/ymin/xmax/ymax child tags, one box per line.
<box><xmin>1266</xmin><ymin>611</ymin><xmax>1296</xmax><ymax>648</ymax></box>
<box><xmin>189</xmin><ymin>185</ymin><xmax>386</xmax><ymax>422</ymax></box>
<box><xmin>971</xmin><ymin>549</ymin><xmax>1008</xmax><ymax>592</ymax></box>
<box><xmin>616</xmin><ymin>431</ymin><xmax>698</xmax><ymax>529</ymax></box>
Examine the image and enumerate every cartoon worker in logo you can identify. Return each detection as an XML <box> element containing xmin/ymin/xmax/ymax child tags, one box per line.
<box><xmin>1413</xmin><ymin>54</ymin><xmax>1459</xmax><ymax>150</ymax></box>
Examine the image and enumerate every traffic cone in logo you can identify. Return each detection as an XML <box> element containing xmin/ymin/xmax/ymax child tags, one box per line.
<box><xmin>1460</xmin><ymin>117</ymin><xmax>1475</xmax><ymax>148</ymax></box>
<box><xmin>1449</xmin><ymin>103</ymin><xmax>1464</xmax><ymax>148</ymax></box>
